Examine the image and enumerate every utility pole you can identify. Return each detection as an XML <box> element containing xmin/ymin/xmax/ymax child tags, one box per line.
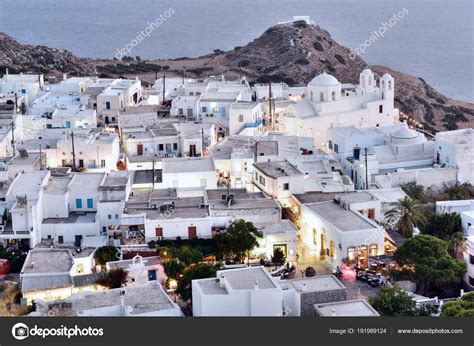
<box><xmin>152</xmin><ymin>159</ymin><xmax>155</xmax><ymax>190</ymax></box>
<box><xmin>364</xmin><ymin>147</ymin><xmax>369</xmax><ymax>190</ymax></box>
<box><xmin>71</xmin><ymin>131</ymin><xmax>77</xmax><ymax>172</ymax></box>
<box><xmin>182</xmin><ymin>67</ymin><xmax>186</xmax><ymax>85</ymax></box>
<box><xmin>268</xmin><ymin>82</ymin><xmax>272</xmax><ymax>130</ymax></box>
<box><xmin>39</xmin><ymin>143</ymin><xmax>43</xmax><ymax>170</ymax></box>
<box><xmin>201</xmin><ymin>128</ymin><xmax>205</xmax><ymax>157</ymax></box>
<box><xmin>10</xmin><ymin>121</ymin><xmax>15</xmax><ymax>155</ymax></box>
<box><xmin>162</xmin><ymin>74</ymin><xmax>166</xmax><ymax>105</ymax></box>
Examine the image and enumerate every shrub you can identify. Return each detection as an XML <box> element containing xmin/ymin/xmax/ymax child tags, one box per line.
<box><xmin>334</xmin><ymin>54</ymin><xmax>346</xmax><ymax>64</ymax></box>
<box><xmin>313</xmin><ymin>41</ymin><xmax>324</xmax><ymax>51</ymax></box>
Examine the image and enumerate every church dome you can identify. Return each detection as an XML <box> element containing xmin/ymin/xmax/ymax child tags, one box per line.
<box><xmin>361</xmin><ymin>68</ymin><xmax>373</xmax><ymax>76</ymax></box>
<box><xmin>309</xmin><ymin>72</ymin><xmax>339</xmax><ymax>86</ymax></box>
<box><xmin>390</xmin><ymin>121</ymin><xmax>423</xmax><ymax>145</ymax></box>
<box><xmin>381</xmin><ymin>73</ymin><xmax>392</xmax><ymax>80</ymax></box>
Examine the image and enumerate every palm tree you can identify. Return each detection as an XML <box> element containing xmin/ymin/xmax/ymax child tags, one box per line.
<box><xmin>448</xmin><ymin>232</ymin><xmax>467</xmax><ymax>260</ymax></box>
<box><xmin>384</xmin><ymin>196</ymin><xmax>427</xmax><ymax>238</ymax></box>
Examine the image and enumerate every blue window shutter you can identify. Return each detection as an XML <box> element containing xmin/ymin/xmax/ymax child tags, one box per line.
<box><xmin>87</xmin><ymin>199</ymin><xmax>93</xmax><ymax>208</ymax></box>
<box><xmin>76</xmin><ymin>199</ymin><xmax>82</xmax><ymax>208</ymax></box>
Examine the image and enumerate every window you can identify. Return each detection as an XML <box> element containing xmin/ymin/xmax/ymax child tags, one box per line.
<box><xmin>255</xmin><ymin>172</ymin><xmax>259</xmax><ymax>181</ymax></box>
<box><xmin>201</xmin><ymin>106</ymin><xmax>207</xmax><ymax>113</ymax></box>
<box><xmin>328</xmin><ymin>140</ymin><xmax>333</xmax><ymax>150</ymax></box>
<box><xmin>320</xmin><ymin>92</ymin><xmax>324</xmax><ymax>102</ymax></box>
<box><xmin>312</xmin><ymin>228</ymin><xmax>318</xmax><ymax>245</ymax></box>
<box><xmin>101</xmin><ymin>159</ymin><xmax>106</xmax><ymax>168</ymax></box>
<box><xmin>379</xmin><ymin>104</ymin><xmax>383</xmax><ymax>113</ymax></box>
<box><xmin>213</xmin><ymin>107</ymin><xmax>220</xmax><ymax>113</ymax></box>
<box><xmin>347</xmin><ymin>246</ymin><xmax>356</xmax><ymax>260</ymax></box>
<box><xmin>334</xmin><ymin>143</ymin><xmax>339</xmax><ymax>153</ymax></box>
<box><xmin>178</xmin><ymin>108</ymin><xmax>183</xmax><ymax>115</ymax></box>
<box><xmin>369</xmin><ymin>244</ymin><xmax>378</xmax><ymax>256</ymax></box>
<box><xmin>115</xmin><ymin>214</ymin><xmax>119</xmax><ymax>219</ymax></box>
<box><xmin>155</xmin><ymin>228</ymin><xmax>163</xmax><ymax>237</ymax></box>
<box><xmin>200</xmin><ymin>178</ymin><xmax>207</xmax><ymax>187</ymax></box>
<box><xmin>172</xmin><ymin>180</ymin><xmax>178</xmax><ymax>188</ymax></box>
<box><xmin>330</xmin><ymin>241</ymin><xmax>335</xmax><ymax>257</ymax></box>
<box><xmin>58</xmin><ymin>236</ymin><xmax>64</xmax><ymax>244</ymax></box>
<box><xmin>105</xmin><ymin>101</ymin><xmax>111</xmax><ymax>110</ymax></box>
<box><xmin>190</xmin><ymin>92</ymin><xmax>194</xmax><ymax>95</ymax></box>
<box><xmin>173</xmin><ymin>143</ymin><xmax>178</xmax><ymax>150</ymax></box>
<box><xmin>368</xmin><ymin>208</ymin><xmax>375</xmax><ymax>220</ymax></box>
<box><xmin>331</xmin><ymin>91</ymin><xmax>336</xmax><ymax>101</ymax></box>
<box><xmin>87</xmin><ymin>198</ymin><xmax>93</xmax><ymax>208</ymax></box>
<box><xmin>158</xmin><ymin>144</ymin><xmax>164</xmax><ymax>151</ymax></box>
<box><xmin>283</xmin><ymin>183</ymin><xmax>289</xmax><ymax>191</ymax></box>
<box><xmin>75</xmin><ymin>199</ymin><xmax>82</xmax><ymax>208</ymax></box>
<box><xmin>259</xmin><ymin>176</ymin><xmax>265</xmax><ymax>186</ymax></box>
<box><xmin>238</xmin><ymin>114</ymin><xmax>244</xmax><ymax>123</ymax></box>
<box><xmin>108</xmin><ymin>214</ymin><xmax>112</xmax><ymax>220</ymax></box>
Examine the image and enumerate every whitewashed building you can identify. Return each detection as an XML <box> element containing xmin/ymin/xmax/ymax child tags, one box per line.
<box><xmin>280</xmin><ymin>69</ymin><xmax>399</xmax><ymax>148</ymax></box>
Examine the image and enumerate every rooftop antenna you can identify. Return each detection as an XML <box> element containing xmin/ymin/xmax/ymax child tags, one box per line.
<box><xmin>268</xmin><ymin>82</ymin><xmax>273</xmax><ymax>130</ymax></box>
<box><xmin>162</xmin><ymin>74</ymin><xmax>166</xmax><ymax>105</ymax></box>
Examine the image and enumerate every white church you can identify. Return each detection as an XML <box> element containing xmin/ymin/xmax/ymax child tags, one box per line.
<box><xmin>280</xmin><ymin>69</ymin><xmax>399</xmax><ymax>148</ymax></box>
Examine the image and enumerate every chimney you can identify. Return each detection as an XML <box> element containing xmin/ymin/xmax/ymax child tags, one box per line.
<box><xmin>63</xmin><ymin>73</ymin><xmax>67</xmax><ymax>81</ymax></box>
<box><xmin>331</xmin><ymin>307</ymin><xmax>336</xmax><ymax>316</ymax></box>
<box><xmin>5</xmin><ymin>68</ymin><xmax>8</xmax><ymax>81</ymax></box>
<box><xmin>254</xmin><ymin>280</ymin><xmax>259</xmax><ymax>290</ymax></box>
<box><xmin>219</xmin><ymin>275</ymin><xmax>226</xmax><ymax>288</ymax></box>
<box><xmin>301</xmin><ymin>282</ymin><xmax>307</xmax><ymax>292</ymax></box>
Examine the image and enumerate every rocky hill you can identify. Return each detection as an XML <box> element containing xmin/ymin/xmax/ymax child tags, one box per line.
<box><xmin>204</xmin><ymin>22</ymin><xmax>473</xmax><ymax>131</ymax></box>
<box><xmin>1</xmin><ymin>22</ymin><xmax>472</xmax><ymax>131</ymax></box>
<box><xmin>0</xmin><ymin>32</ymin><xmax>95</xmax><ymax>76</ymax></box>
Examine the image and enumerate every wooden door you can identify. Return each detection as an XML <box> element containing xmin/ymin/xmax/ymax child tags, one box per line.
<box><xmin>188</xmin><ymin>226</ymin><xmax>197</xmax><ymax>239</ymax></box>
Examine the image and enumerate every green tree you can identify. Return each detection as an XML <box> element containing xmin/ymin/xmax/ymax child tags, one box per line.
<box><xmin>97</xmin><ymin>268</ymin><xmax>129</xmax><ymax>289</ymax></box>
<box><xmin>172</xmin><ymin>245</ymin><xmax>203</xmax><ymax>265</ymax></box>
<box><xmin>176</xmin><ymin>263</ymin><xmax>218</xmax><ymax>302</ymax></box>
<box><xmin>305</xmin><ymin>266</ymin><xmax>316</xmax><ymax>277</ymax></box>
<box><xmin>384</xmin><ymin>196</ymin><xmax>427</xmax><ymax>238</ymax></box>
<box><xmin>400</xmin><ymin>182</ymin><xmax>427</xmax><ymax>202</ymax></box>
<box><xmin>394</xmin><ymin>235</ymin><xmax>466</xmax><ymax>296</ymax></box>
<box><xmin>94</xmin><ymin>246</ymin><xmax>119</xmax><ymax>265</ymax></box>
<box><xmin>271</xmin><ymin>247</ymin><xmax>286</xmax><ymax>269</ymax></box>
<box><xmin>441</xmin><ymin>292</ymin><xmax>474</xmax><ymax>316</ymax></box>
<box><xmin>421</xmin><ymin>211</ymin><xmax>462</xmax><ymax>240</ymax></box>
<box><xmin>444</xmin><ymin>182</ymin><xmax>472</xmax><ymax>200</ymax></box>
<box><xmin>163</xmin><ymin>258</ymin><xmax>186</xmax><ymax>279</ymax></box>
<box><xmin>216</xmin><ymin>220</ymin><xmax>263</xmax><ymax>263</ymax></box>
<box><xmin>0</xmin><ymin>283</ymin><xmax>30</xmax><ymax>316</ymax></box>
<box><xmin>448</xmin><ymin>232</ymin><xmax>467</xmax><ymax>260</ymax></box>
<box><xmin>370</xmin><ymin>286</ymin><xmax>421</xmax><ymax>316</ymax></box>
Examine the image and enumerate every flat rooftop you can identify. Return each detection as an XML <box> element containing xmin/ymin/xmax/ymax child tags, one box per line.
<box><xmin>254</xmin><ymin>220</ymin><xmax>298</xmax><ymax>235</ymax></box>
<box><xmin>43</xmin><ymin>212</ymin><xmax>96</xmax><ymax>224</ymax></box>
<box><xmin>107</xmin><ymin>256</ymin><xmax>161</xmax><ymax>271</ymax></box>
<box><xmin>293</xmin><ymin>192</ymin><xmax>337</xmax><ymax>204</ymax></box>
<box><xmin>37</xmin><ymin>281</ymin><xmax>177</xmax><ymax>316</ymax></box>
<box><xmin>22</xmin><ymin>248</ymin><xmax>73</xmax><ymax>274</ymax></box>
<box><xmin>197</xmin><ymin>267</ymin><xmax>278</xmax><ymax>295</ymax></box>
<box><xmin>44</xmin><ymin>176</ymin><xmax>72</xmax><ymax>194</ymax></box>
<box><xmin>70</xmin><ymin>172</ymin><xmax>105</xmax><ymax>188</ymax></box>
<box><xmin>336</xmin><ymin>191</ymin><xmax>375</xmax><ymax>204</ymax></box>
<box><xmin>254</xmin><ymin>161</ymin><xmax>303</xmax><ymax>179</ymax></box>
<box><xmin>288</xmin><ymin>275</ymin><xmax>346</xmax><ymax>293</ymax></box>
<box><xmin>306</xmin><ymin>201</ymin><xmax>377</xmax><ymax>231</ymax></box>
<box><xmin>163</xmin><ymin>157</ymin><xmax>215</xmax><ymax>173</ymax></box>
<box><xmin>315</xmin><ymin>299</ymin><xmax>379</xmax><ymax>317</ymax></box>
